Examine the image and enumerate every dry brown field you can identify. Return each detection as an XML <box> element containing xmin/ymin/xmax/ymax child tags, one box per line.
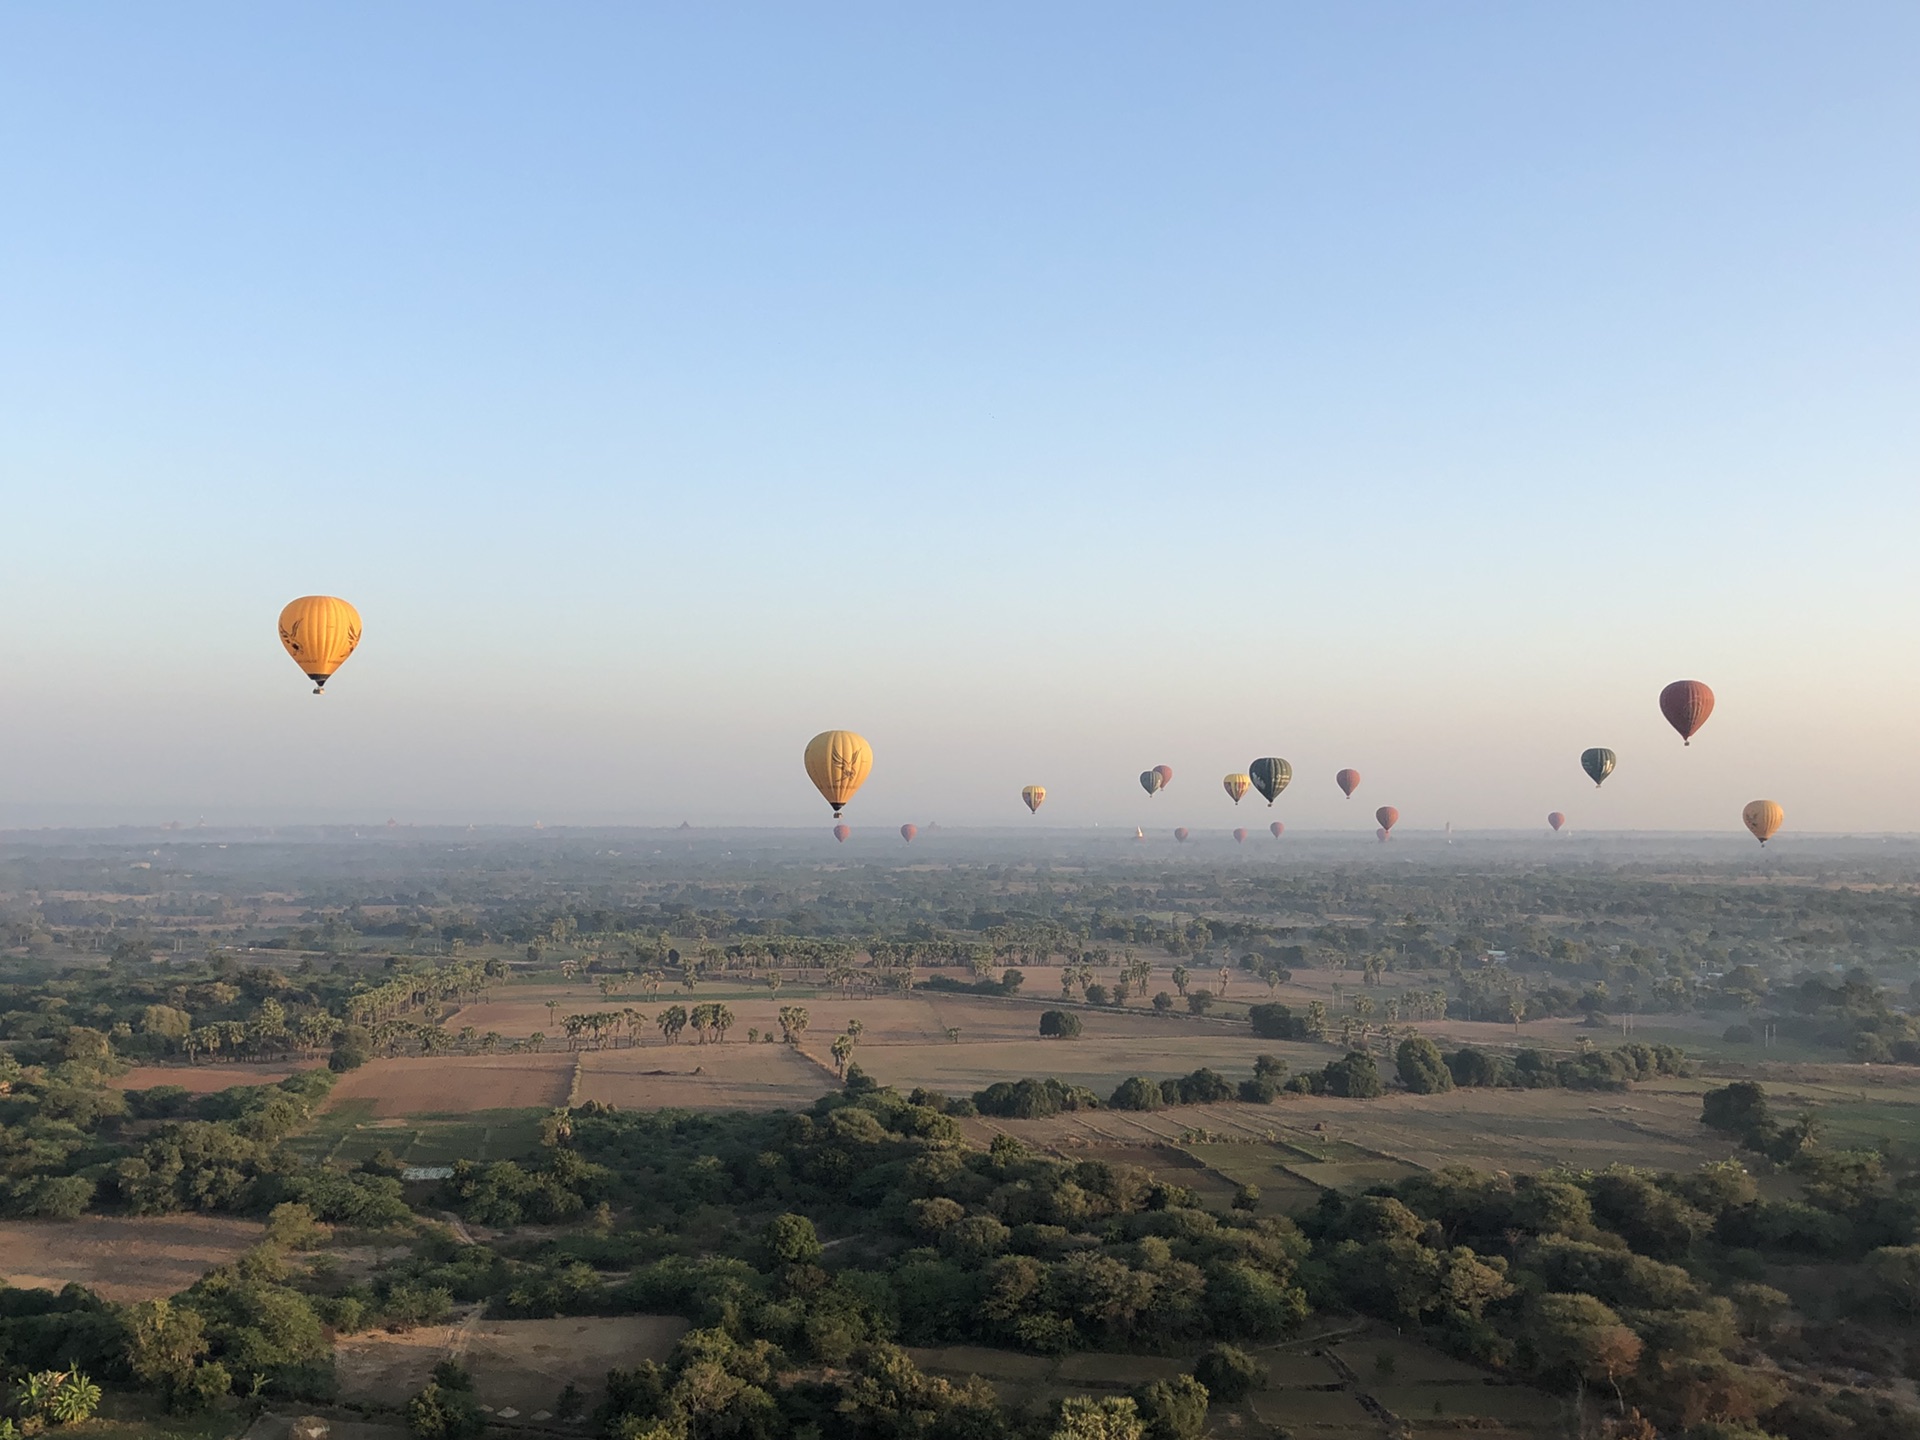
<box><xmin>964</xmin><ymin>1078</ymin><xmax>1740</xmax><ymax>1180</ymax></box>
<box><xmin>335</xmin><ymin>1314</ymin><xmax>688</xmax><ymax>1413</ymax></box>
<box><xmin>0</xmin><ymin>1214</ymin><xmax>263</xmax><ymax>1300</ymax></box>
<box><xmin>109</xmin><ymin>1063</ymin><xmax>301</xmax><ymax>1093</ymax></box>
<box><xmin>323</xmin><ymin>1054</ymin><xmax>575</xmax><ymax>1117</ymax></box>
<box><xmin>575</xmin><ymin>1043</ymin><xmax>828</xmax><ymax>1110</ymax></box>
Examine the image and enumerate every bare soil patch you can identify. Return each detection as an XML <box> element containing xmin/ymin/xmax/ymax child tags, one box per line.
<box><xmin>0</xmin><ymin>1214</ymin><xmax>263</xmax><ymax>1301</ymax></box>
<box><xmin>575</xmin><ymin>1043</ymin><xmax>825</xmax><ymax>1110</ymax></box>
<box><xmin>335</xmin><ymin>1314</ymin><xmax>688</xmax><ymax>1412</ymax></box>
<box><xmin>323</xmin><ymin>1055</ymin><xmax>574</xmax><ymax>1118</ymax></box>
<box><xmin>110</xmin><ymin>1064</ymin><xmax>301</xmax><ymax>1093</ymax></box>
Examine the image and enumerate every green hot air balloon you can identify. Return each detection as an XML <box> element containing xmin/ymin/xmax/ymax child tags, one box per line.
<box><xmin>1249</xmin><ymin>757</ymin><xmax>1292</xmax><ymax>806</ymax></box>
<box><xmin>1580</xmin><ymin>748</ymin><xmax>1617</xmax><ymax>789</ymax></box>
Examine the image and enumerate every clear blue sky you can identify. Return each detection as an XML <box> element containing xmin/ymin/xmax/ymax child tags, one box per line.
<box><xmin>2</xmin><ymin>4</ymin><xmax>1915</xmax><ymax>830</ymax></box>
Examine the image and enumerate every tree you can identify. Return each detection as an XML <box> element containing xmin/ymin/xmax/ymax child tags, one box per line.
<box><xmin>1867</xmin><ymin>1246</ymin><xmax>1920</xmax><ymax>1316</ymax></box>
<box><xmin>765</xmin><ymin>1212</ymin><xmax>824</xmax><ymax>1267</ymax></box>
<box><xmin>1186</xmin><ymin>990</ymin><xmax>1214</xmax><ymax>1016</ymax></box>
<box><xmin>830</xmin><ymin>1033</ymin><xmax>855</xmax><ymax>1075</ymax></box>
<box><xmin>1152</xmin><ymin>992</ymin><xmax>1174</xmax><ymax>1014</ymax></box>
<box><xmin>777</xmin><ymin>1005</ymin><xmax>810</xmax><ymax>1044</ymax></box>
<box><xmin>1193</xmin><ymin>1346</ymin><xmax>1264</xmax><ymax>1402</ymax></box>
<box><xmin>1396</xmin><ymin>1035</ymin><xmax>1454</xmax><ymax>1094</ymax></box>
<box><xmin>1051</xmin><ymin>1396</ymin><xmax>1145</xmax><ymax>1440</ymax></box>
<box><xmin>1131</xmin><ymin>1375</ymin><xmax>1208</xmax><ymax>1440</ymax></box>
<box><xmin>126</xmin><ymin>1298</ymin><xmax>213</xmax><ymax>1404</ymax></box>
<box><xmin>1530</xmin><ymin>1293</ymin><xmax>1642</xmax><ymax>1412</ymax></box>
<box><xmin>1171</xmin><ymin>966</ymin><xmax>1190</xmax><ymax>996</ymax></box>
<box><xmin>1322</xmin><ymin>1051</ymin><xmax>1382</xmax><ymax>1098</ymax></box>
<box><xmin>1039</xmin><ymin>1009</ymin><xmax>1083</xmax><ymax>1038</ymax></box>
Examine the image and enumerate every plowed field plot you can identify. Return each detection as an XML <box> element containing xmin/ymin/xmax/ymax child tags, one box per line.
<box><xmin>0</xmin><ymin>1214</ymin><xmax>262</xmax><ymax>1301</ymax></box>
<box><xmin>323</xmin><ymin>1054</ymin><xmax>575</xmax><ymax>1117</ymax></box>
<box><xmin>336</xmin><ymin>1315</ymin><xmax>688</xmax><ymax>1412</ymax></box>
<box><xmin>575</xmin><ymin>1043</ymin><xmax>827</xmax><ymax>1109</ymax></box>
<box><xmin>111</xmin><ymin>1064</ymin><xmax>302</xmax><ymax>1093</ymax></box>
<box><xmin>961</xmin><ymin>1081</ymin><xmax>1738</xmax><ymax>1182</ymax></box>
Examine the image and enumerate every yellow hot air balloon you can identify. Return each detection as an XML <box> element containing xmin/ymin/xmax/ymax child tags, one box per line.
<box><xmin>1222</xmin><ymin>773</ymin><xmax>1252</xmax><ymax>805</ymax></box>
<box><xmin>1022</xmin><ymin>785</ymin><xmax>1046</xmax><ymax>814</ymax></box>
<box><xmin>804</xmin><ymin>731</ymin><xmax>873</xmax><ymax>816</ymax></box>
<box><xmin>278</xmin><ymin>596</ymin><xmax>362</xmax><ymax>694</ymax></box>
<box><xmin>1742</xmin><ymin>800</ymin><xmax>1784</xmax><ymax>846</ymax></box>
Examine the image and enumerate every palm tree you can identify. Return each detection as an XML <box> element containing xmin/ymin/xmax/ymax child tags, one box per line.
<box><xmin>529</xmin><ymin>1031</ymin><xmax>545</xmax><ymax>1053</ymax></box>
<box><xmin>713</xmin><ymin>1005</ymin><xmax>735</xmax><ymax>1042</ymax></box>
<box><xmin>830</xmin><ymin>1033</ymin><xmax>855</xmax><ymax>1076</ymax></box>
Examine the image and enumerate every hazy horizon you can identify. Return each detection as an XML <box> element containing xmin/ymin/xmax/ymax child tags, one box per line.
<box><xmin>4</xmin><ymin>5</ymin><xmax>1915</xmax><ymax>832</ymax></box>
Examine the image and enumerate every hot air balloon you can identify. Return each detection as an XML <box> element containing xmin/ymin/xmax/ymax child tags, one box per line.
<box><xmin>1249</xmin><ymin>757</ymin><xmax>1292</xmax><ymax>805</ymax></box>
<box><xmin>805</xmin><ymin>731</ymin><xmax>873</xmax><ymax>815</ymax></box>
<box><xmin>1134</xmin><ymin>827</ymin><xmax>1145</xmax><ymax>840</ymax></box>
<box><xmin>1660</xmin><ymin>681</ymin><xmax>1715</xmax><ymax>745</ymax></box>
<box><xmin>1233</xmin><ymin>827</ymin><xmax>1248</xmax><ymax>843</ymax></box>
<box><xmin>1174</xmin><ymin>827</ymin><xmax>1190</xmax><ymax>842</ymax></box>
<box><xmin>1743</xmin><ymin>800</ymin><xmax>1783</xmax><ymax>846</ymax></box>
<box><xmin>1548</xmin><ymin>812</ymin><xmax>1566</xmax><ymax>832</ymax></box>
<box><xmin>1022</xmin><ymin>785</ymin><xmax>1046</xmax><ymax>814</ymax></box>
<box><xmin>1153</xmin><ymin>764</ymin><xmax>1174</xmax><ymax>788</ymax></box>
<box><xmin>1581</xmin><ymin>748</ymin><xmax>1616</xmax><ymax>788</ymax></box>
<box><xmin>900</xmin><ymin>824</ymin><xmax>917</xmax><ymax>843</ymax></box>
<box><xmin>833</xmin><ymin>824</ymin><xmax>851</xmax><ymax>843</ymax></box>
<box><xmin>1140</xmin><ymin>770</ymin><xmax>1164</xmax><ymax>796</ymax></box>
<box><xmin>1270</xmin><ymin>821</ymin><xmax>1284</xmax><ymax>838</ymax></box>
<box><xmin>1376</xmin><ymin>806</ymin><xmax>1399</xmax><ymax>833</ymax></box>
<box><xmin>277</xmin><ymin>596</ymin><xmax>361</xmax><ymax>694</ymax></box>
<box><xmin>1222</xmin><ymin>773</ymin><xmax>1252</xmax><ymax>805</ymax></box>
<box><xmin>1336</xmin><ymin>768</ymin><xmax>1361</xmax><ymax>798</ymax></box>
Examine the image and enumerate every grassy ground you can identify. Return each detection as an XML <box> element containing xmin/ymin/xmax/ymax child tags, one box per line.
<box><xmin>290</xmin><ymin>1100</ymin><xmax>548</xmax><ymax>1167</ymax></box>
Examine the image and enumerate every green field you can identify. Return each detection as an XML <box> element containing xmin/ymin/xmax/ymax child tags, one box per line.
<box><xmin>291</xmin><ymin>1099</ymin><xmax>547</xmax><ymax>1168</ymax></box>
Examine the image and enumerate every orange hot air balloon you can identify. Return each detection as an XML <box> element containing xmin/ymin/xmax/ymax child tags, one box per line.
<box><xmin>805</xmin><ymin>731</ymin><xmax>873</xmax><ymax>815</ymax></box>
<box><xmin>1153</xmin><ymin>764</ymin><xmax>1173</xmax><ymax>787</ymax></box>
<box><xmin>278</xmin><ymin>595</ymin><xmax>362</xmax><ymax>694</ymax></box>
<box><xmin>1270</xmin><ymin>821</ymin><xmax>1284</xmax><ymax>838</ymax></box>
<box><xmin>1222</xmin><ymin>773</ymin><xmax>1252</xmax><ymax>804</ymax></box>
<box><xmin>1021</xmin><ymin>785</ymin><xmax>1046</xmax><ymax>814</ymax></box>
<box><xmin>1548</xmin><ymin>812</ymin><xmax>1566</xmax><ymax>832</ymax></box>
<box><xmin>1336</xmin><ymin>768</ymin><xmax>1360</xmax><ymax>798</ymax></box>
<box><xmin>900</xmin><ymin>824</ymin><xmax>917</xmax><ymax>843</ymax></box>
<box><xmin>1659</xmin><ymin>681</ymin><xmax>1715</xmax><ymax>745</ymax></box>
<box><xmin>833</xmin><ymin>824</ymin><xmax>851</xmax><ymax>843</ymax></box>
<box><xmin>1375</xmin><ymin>806</ymin><xmax>1399</xmax><ymax>833</ymax></box>
<box><xmin>1742</xmin><ymin>800</ymin><xmax>1783</xmax><ymax>846</ymax></box>
<box><xmin>1233</xmin><ymin>827</ymin><xmax>1248</xmax><ymax>843</ymax></box>
<box><xmin>1174</xmin><ymin>827</ymin><xmax>1190</xmax><ymax>842</ymax></box>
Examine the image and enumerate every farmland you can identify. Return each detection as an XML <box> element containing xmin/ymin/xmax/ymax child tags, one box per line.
<box><xmin>0</xmin><ymin>1214</ymin><xmax>263</xmax><ymax>1301</ymax></box>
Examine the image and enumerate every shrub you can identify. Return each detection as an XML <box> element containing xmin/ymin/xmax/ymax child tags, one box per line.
<box><xmin>1110</xmin><ymin>1077</ymin><xmax>1166</xmax><ymax>1112</ymax></box>
<box><xmin>1395</xmin><ymin>1036</ymin><xmax>1454</xmax><ymax>1094</ymax></box>
<box><xmin>1039</xmin><ymin>1010</ymin><xmax>1083</xmax><ymax>1039</ymax></box>
<box><xmin>1194</xmin><ymin>1345</ymin><xmax>1265</xmax><ymax>1401</ymax></box>
<box><xmin>1322</xmin><ymin>1052</ymin><xmax>1382</xmax><ymax>1099</ymax></box>
<box><xmin>1248</xmin><ymin>1004</ymin><xmax>1309</xmax><ymax>1040</ymax></box>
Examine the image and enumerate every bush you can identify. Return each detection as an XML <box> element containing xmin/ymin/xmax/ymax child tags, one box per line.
<box><xmin>1186</xmin><ymin>991</ymin><xmax>1214</xmax><ymax>1015</ymax></box>
<box><xmin>1132</xmin><ymin>1374</ymin><xmax>1209</xmax><ymax>1440</ymax></box>
<box><xmin>1248</xmin><ymin>1004</ymin><xmax>1309</xmax><ymax>1040</ymax></box>
<box><xmin>1194</xmin><ymin>1344</ymin><xmax>1265</xmax><ymax>1401</ymax></box>
<box><xmin>1321</xmin><ymin>1052</ymin><xmax>1382</xmax><ymax>1099</ymax></box>
<box><xmin>1039</xmin><ymin>1010</ymin><xmax>1083</xmax><ymax>1039</ymax></box>
<box><xmin>1109</xmin><ymin>1077</ymin><xmax>1166</xmax><ymax>1112</ymax></box>
<box><xmin>1395</xmin><ymin>1036</ymin><xmax>1454</xmax><ymax>1094</ymax></box>
<box><xmin>1238</xmin><ymin>1076</ymin><xmax>1279</xmax><ymax>1104</ymax></box>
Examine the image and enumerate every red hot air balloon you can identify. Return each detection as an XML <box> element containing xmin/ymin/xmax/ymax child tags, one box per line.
<box><xmin>1375</xmin><ymin>806</ymin><xmax>1399</xmax><ymax>833</ymax></box>
<box><xmin>1270</xmin><ymin>821</ymin><xmax>1284</xmax><ymax>838</ymax></box>
<box><xmin>900</xmin><ymin>824</ymin><xmax>917</xmax><ymax>842</ymax></box>
<box><xmin>1233</xmin><ymin>827</ymin><xmax>1248</xmax><ymax>843</ymax></box>
<box><xmin>1659</xmin><ymin>680</ymin><xmax>1715</xmax><ymax>745</ymax></box>
<box><xmin>1548</xmin><ymin>812</ymin><xmax>1566</xmax><ymax>832</ymax></box>
<box><xmin>1174</xmin><ymin>827</ymin><xmax>1190</xmax><ymax>842</ymax></box>
<box><xmin>1153</xmin><ymin>764</ymin><xmax>1174</xmax><ymax>788</ymax></box>
<box><xmin>1336</xmin><ymin>768</ymin><xmax>1361</xmax><ymax>798</ymax></box>
<box><xmin>833</xmin><ymin>824</ymin><xmax>851</xmax><ymax>843</ymax></box>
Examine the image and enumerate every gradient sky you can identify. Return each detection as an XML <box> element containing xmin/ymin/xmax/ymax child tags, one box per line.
<box><xmin>2</xmin><ymin>4</ymin><xmax>1916</xmax><ymax>830</ymax></box>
